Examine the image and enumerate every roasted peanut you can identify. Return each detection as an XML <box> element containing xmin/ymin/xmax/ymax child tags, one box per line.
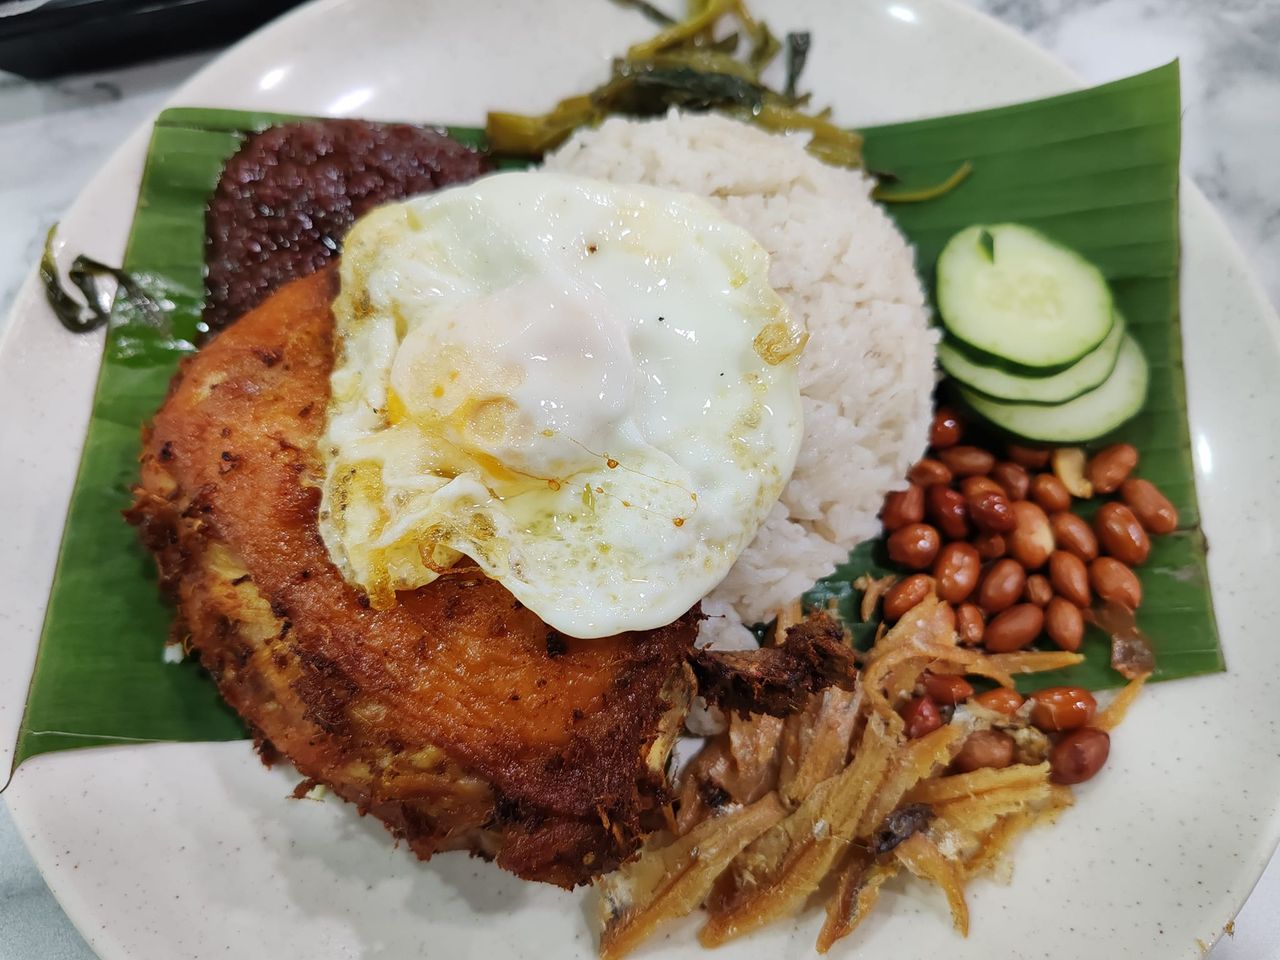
<box><xmin>956</xmin><ymin>603</ymin><xmax>986</xmax><ymax>646</ymax></box>
<box><xmin>971</xmin><ymin>686</ymin><xmax>1025</xmax><ymax>716</ymax></box>
<box><xmin>922</xmin><ymin>672</ymin><xmax>975</xmax><ymax>706</ymax></box>
<box><xmin>1050</xmin><ymin>511</ymin><xmax>1099</xmax><ymax>561</ymax></box>
<box><xmin>938</xmin><ymin>445</ymin><xmax>996</xmax><ymax>478</ymax></box>
<box><xmin>952</xmin><ymin>729</ymin><xmax>1016</xmax><ymax>773</ymax></box>
<box><xmin>1008</xmin><ymin>500</ymin><xmax>1054</xmax><ymax>569</ymax></box>
<box><xmin>1048</xmin><ymin>550</ymin><xmax>1091</xmax><ymax>607</ymax></box>
<box><xmin>900</xmin><ymin>695</ymin><xmax>943</xmax><ymax>739</ymax></box>
<box><xmin>1029</xmin><ymin>473</ymin><xmax>1072</xmax><ymax>514</ymax></box>
<box><xmin>1045</xmin><ymin>596</ymin><xmax>1084</xmax><ymax>652</ymax></box>
<box><xmin>977</xmin><ymin>558</ymin><xmax>1026</xmax><ymax>614</ymax></box>
<box><xmin>984</xmin><ymin>603</ymin><xmax>1045</xmax><ymax>653</ymax></box>
<box><xmin>1095</xmin><ymin>502</ymin><xmax>1151</xmax><ymax>565</ymax></box>
<box><xmin>1052</xmin><ymin>447</ymin><xmax>1094</xmax><ymax>498</ymax></box>
<box><xmin>881</xmin><ymin>483</ymin><xmax>925</xmax><ymax>531</ymax></box>
<box><xmin>929</xmin><ymin>407</ymin><xmax>964</xmax><ymax>449</ymax></box>
<box><xmin>883</xmin><ymin>574</ymin><xmax>934</xmax><ymax>621</ymax></box>
<box><xmin>908</xmin><ymin>457</ymin><xmax>953</xmax><ymax>487</ymax></box>
<box><xmin>1006</xmin><ymin>443</ymin><xmax>1052</xmax><ymax>470</ymax></box>
<box><xmin>1089</xmin><ymin>557</ymin><xmax>1143</xmax><ymax>609</ymax></box>
<box><xmin>926</xmin><ymin>485</ymin><xmax>969</xmax><ymax>540</ymax></box>
<box><xmin>1029</xmin><ymin>686</ymin><xmax>1098</xmax><ymax>732</ymax></box>
<box><xmin>968</xmin><ymin>490</ymin><xmax>1016</xmax><ymax>534</ymax></box>
<box><xmin>974</xmin><ymin>531</ymin><xmax>1007</xmax><ymax>560</ymax></box>
<box><xmin>1049</xmin><ymin>727</ymin><xmax>1110</xmax><ymax>784</ymax></box>
<box><xmin>1024</xmin><ymin>574</ymin><xmax>1053</xmax><ymax>607</ymax></box>
<box><xmin>887</xmin><ymin>523</ymin><xmax>941</xmax><ymax>570</ymax></box>
<box><xmin>961</xmin><ymin>476</ymin><xmax>1003</xmax><ymax>499</ymax></box>
<box><xmin>1086</xmin><ymin>443</ymin><xmax>1139</xmax><ymax>494</ymax></box>
<box><xmin>990</xmin><ymin>461</ymin><xmax>1030</xmax><ymax>501</ymax></box>
<box><xmin>1121</xmin><ymin>478</ymin><xmax>1179</xmax><ymax>534</ymax></box>
<box><xmin>933</xmin><ymin>542</ymin><xmax>981</xmax><ymax>604</ymax></box>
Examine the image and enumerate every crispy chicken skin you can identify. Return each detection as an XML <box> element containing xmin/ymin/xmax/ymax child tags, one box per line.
<box><xmin>126</xmin><ymin>267</ymin><xmax>697</xmax><ymax>888</ymax></box>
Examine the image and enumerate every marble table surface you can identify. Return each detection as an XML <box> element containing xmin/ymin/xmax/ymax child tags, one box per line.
<box><xmin>2</xmin><ymin>2</ymin><xmax>1277</xmax><ymax>958</ymax></box>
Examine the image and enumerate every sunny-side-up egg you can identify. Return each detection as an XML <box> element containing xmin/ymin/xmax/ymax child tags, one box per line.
<box><xmin>318</xmin><ymin>170</ymin><xmax>804</xmax><ymax>638</ymax></box>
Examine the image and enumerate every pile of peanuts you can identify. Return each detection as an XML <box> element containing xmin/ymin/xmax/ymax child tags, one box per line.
<box><xmin>880</xmin><ymin>408</ymin><xmax>1178</xmax><ymax>653</ymax></box>
<box><xmin>878</xmin><ymin>408</ymin><xmax>1180</xmax><ymax>783</ymax></box>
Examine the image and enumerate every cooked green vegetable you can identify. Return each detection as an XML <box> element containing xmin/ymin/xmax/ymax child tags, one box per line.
<box><xmin>939</xmin><ymin>311</ymin><xmax>1126</xmax><ymax>404</ymax></box>
<box><xmin>484</xmin><ymin>0</ymin><xmax>865</xmax><ymax>170</ymax></box>
<box><xmin>784</xmin><ymin>32</ymin><xmax>810</xmax><ymax>101</ymax></box>
<box><xmin>607</xmin><ymin>64</ymin><xmax>765</xmax><ymax>113</ymax></box>
<box><xmin>41</xmin><ymin>227</ymin><xmax>108</xmax><ymax>333</ymax></box>
<box><xmin>487</xmin><ymin>96</ymin><xmax>602</xmax><ymax>156</ymax></box>
<box><xmin>40</xmin><ymin>226</ymin><xmax>171</xmax><ymax>336</ymax></box>
<box><xmin>627</xmin><ymin>0</ymin><xmax>733</xmax><ymax>59</ymax></box>
<box><xmin>872</xmin><ymin>160</ymin><xmax>972</xmax><ymax>204</ymax></box>
<box><xmin>610</xmin><ymin>0</ymin><xmax>675</xmax><ymax>26</ymax></box>
<box><xmin>485</xmin><ymin>1</ymin><xmax>975</xmax><ymax>201</ymax></box>
<box><xmin>937</xmin><ymin>223</ymin><xmax>1115</xmax><ymax>369</ymax></box>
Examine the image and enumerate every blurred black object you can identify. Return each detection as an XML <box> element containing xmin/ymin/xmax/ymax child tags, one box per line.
<box><xmin>0</xmin><ymin>0</ymin><xmax>308</xmax><ymax>79</ymax></box>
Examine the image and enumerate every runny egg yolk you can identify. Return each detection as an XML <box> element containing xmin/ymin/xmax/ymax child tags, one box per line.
<box><xmin>318</xmin><ymin>171</ymin><xmax>804</xmax><ymax>638</ymax></box>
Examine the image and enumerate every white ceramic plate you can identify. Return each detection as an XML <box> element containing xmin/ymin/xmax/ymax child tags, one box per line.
<box><xmin>4</xmin><ymin>1</ymin><xmax>1280</xmax><ymax>958</ymax></box>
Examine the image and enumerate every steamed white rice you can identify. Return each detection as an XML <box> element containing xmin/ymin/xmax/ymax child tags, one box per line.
<box><xmin>547</xmin><ymin>112</ymin><xmax>936</xmax><ymax>649</ymax></box>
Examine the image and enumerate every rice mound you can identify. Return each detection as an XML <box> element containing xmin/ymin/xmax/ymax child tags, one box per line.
<box><xmin>547</xmin><ymin>112</ymin><xmax>936</xmax><ymax>648</ymax></box>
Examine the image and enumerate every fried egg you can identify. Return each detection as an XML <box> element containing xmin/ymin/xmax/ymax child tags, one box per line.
<box><xmin>319</xmin><ymin>171</ymin><xmax>804</xmax><ymax>638</ymax></box>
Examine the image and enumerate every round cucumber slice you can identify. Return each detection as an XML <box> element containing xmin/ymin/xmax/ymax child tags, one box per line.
<box><xmin>958</xmin><ymin>334</ymin><xmax>1148</xmax><ymax>443</ymax></box>
<box><xmin>937</xmin><ymin>223</ymin><xmax>1114</xmax><ymax>369</ymax></box>
<box><xmin>939</xmin><ymin>311</ymin><xmax>1126</xmax><ymax>404</ymax></box>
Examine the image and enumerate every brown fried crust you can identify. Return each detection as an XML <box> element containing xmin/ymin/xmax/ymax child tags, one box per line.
<box><xmin>126</xmin><ymin>267</ymin><xmax>696</xmax><ymax>887</ymax></box>
<box><xmin>690</xmin><ymin>613</ymin><xmax>856</xmax><ymax>718</ymax></box>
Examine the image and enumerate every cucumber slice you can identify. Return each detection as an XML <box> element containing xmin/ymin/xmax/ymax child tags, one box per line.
<box><xmin>937</xmin><ymin>223</ymin><xmax>1114</xmax><ymax>368</ymax></box>
<box><xmin>939</xmin><ymin>311</ymin><xmax>1126</xmax><ymax>404</ymax></box>
<box><xmin>958</xmin><ymin>334</ymin><xmax>1148</xmax><ymax>443</ymax></box>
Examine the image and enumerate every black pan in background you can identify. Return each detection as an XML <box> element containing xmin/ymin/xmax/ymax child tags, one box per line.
<box><xmin>0</xmin><ymin>0</ymin><xmax>306</xmax><ymax>79</ymax></box>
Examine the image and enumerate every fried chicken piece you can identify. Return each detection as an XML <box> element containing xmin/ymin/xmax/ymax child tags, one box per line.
<box><xmin>127</xmin><ymin>267</ymin><xmax>695</xmax><ymax>888</ymax></box>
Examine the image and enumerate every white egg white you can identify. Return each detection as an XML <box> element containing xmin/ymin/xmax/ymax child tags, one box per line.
<box><xmin>319</xmin><ymin>170</ymin><xmax>804</xmax><ymax>638</ymax></box>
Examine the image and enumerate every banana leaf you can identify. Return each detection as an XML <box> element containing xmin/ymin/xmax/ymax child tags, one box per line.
<box><xmin>850</xmin><ymin>61</ymin><xmax>1218</xmax><ymax>691</ymax></box>
<box><xmin>11</xmin><ymin>61</ymin><xmax>1217</xmax><ymax>772</ymax></box>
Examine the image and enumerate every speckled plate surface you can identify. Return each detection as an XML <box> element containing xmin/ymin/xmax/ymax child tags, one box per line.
<box><xmin>3</xmin><ymin>1</ymin><xmax>1280</xmax><ymax>958</ymax></box>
